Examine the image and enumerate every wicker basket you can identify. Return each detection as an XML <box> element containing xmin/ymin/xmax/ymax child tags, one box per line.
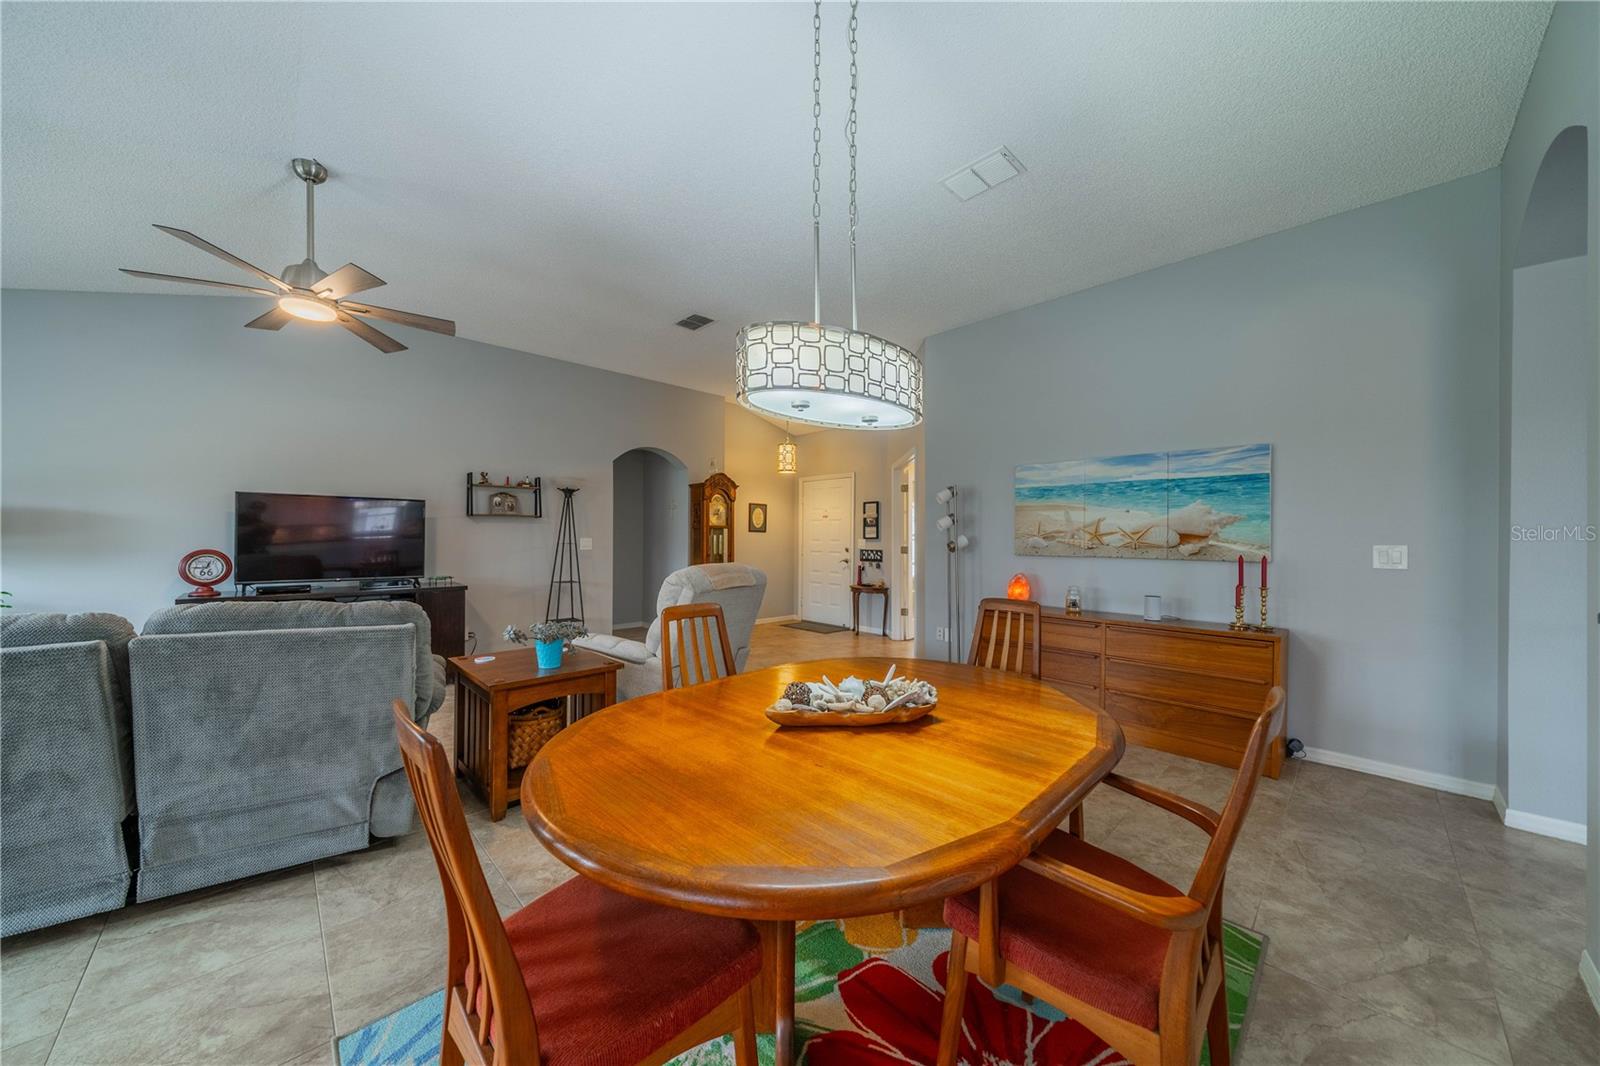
<box><xmin>508</xmin><ymin>700</ymin><xmax>565</xmax><ymax>768</ymax></box>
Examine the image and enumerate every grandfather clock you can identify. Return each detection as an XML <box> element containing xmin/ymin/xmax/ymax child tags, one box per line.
<box><xmin>689</xmin><ymin>472</ymin><xmax>738</xmax><ymax>564</ymax></box>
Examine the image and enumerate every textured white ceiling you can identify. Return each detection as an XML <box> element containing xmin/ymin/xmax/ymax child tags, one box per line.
<box><xmin>1</xmin><ymin>2</ymin><xmax>1550</xmax><ymax>397</ymax></box>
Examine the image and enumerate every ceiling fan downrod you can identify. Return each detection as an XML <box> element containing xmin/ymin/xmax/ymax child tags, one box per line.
<box><xmin>285</xmin><ymin>157</ymin><xmax>328</xmax><ymax>288</ymax></box>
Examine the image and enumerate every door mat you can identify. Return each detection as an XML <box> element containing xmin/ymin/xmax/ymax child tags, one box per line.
<box><xmin>785</xmin><ymin>620</ymin><xmax>850</xmax><ymax>634</ymax></box>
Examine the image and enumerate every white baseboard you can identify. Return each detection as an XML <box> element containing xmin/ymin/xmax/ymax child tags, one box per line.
<box><xmin>1581</xmin><ymin>950</ymin><xmax>1600</xmax><ymax>1019</ymax></box>
<box><xmin>1502</xmin><ymin>807</ymin><xmax>1588</xmax><ymax>845</ymax></box>
<box><xmin>1300</xmin><ymin>746</ymin><xmax>1496</xmax><ymax>800</ymax></box>
<box><xmin>612</xmin><ymin>620</ymin><xmax>644</xmax><ymax>630</ymax></box>
<box><xmin>1492</xmin><ymin>787</ymin><xmax>1588</xmax><ymax>844</ymax></box>
<box><xmin>756</xmin><ymin>614</ymin><xmax>800</xmax><ymax>625</ymax></box>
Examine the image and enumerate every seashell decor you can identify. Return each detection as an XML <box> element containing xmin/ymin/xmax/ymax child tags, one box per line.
<box><xmin>767</xmin><ymin>665</ymin><xmax>938</xmax><ymax>727</ymax></box>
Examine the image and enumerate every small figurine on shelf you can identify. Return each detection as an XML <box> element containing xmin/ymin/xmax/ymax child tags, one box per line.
<box><xmin>504</xmin><ymin>476</ymin><xmax>512</xmax><ymax>486</ymax></box>
<box><xmin>477</xmin><ymin>472</ymin><xmax>490</xmax><ymax>485</ymax></box>
<box><xmin>517</xmin><ymin>476</ymin><xmax>534</xmax><ymax>488</ymax></box>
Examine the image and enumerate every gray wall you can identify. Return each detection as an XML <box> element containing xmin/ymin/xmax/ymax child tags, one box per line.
<box><xmin>1494</xmin><ymin>0</ymin><xmax>1599</xmax><ymax>977</ymax></box>
<box><xmin>1506</xmin><ymin>255</ymin><xmax>1591</xmax><ymax>827</ymax></box>
<box><xmin>640</xmin><ymin>449</ymin><xmax>687</xmax><ymax>623</ymax></box>
<box><xmin>921</xmin><ymin>168</ymin><xmax>1503</xmax><ymax>786</ymax></box>
<box><xmin>611</xmin><ymin>450</ymin><xmax>645</xmax><ymax>626</ymax></box>
<box><xmin>0</xmin><ymin>290</ymin><xmax>726</xmax><ymax>645</ymax></box>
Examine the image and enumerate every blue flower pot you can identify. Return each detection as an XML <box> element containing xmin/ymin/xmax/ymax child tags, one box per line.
<box><xmin>534</xmin><ymin>638</ymin><xmax>564</xmax><ymax>669</ymax></box>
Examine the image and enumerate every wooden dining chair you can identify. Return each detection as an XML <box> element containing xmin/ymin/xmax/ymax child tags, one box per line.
<box><xmin>391</xmin><ymin>702</ymin><xmax>761</xmax><ymax>1066</ymax></box>
<box><xmin>967</xmin><ymin>597</ymin><xmax>1042</xmax><ymax>678</ymax></box>
<box><xmin>936</xmin><ymin>688</ymin><xmax>1285</xmax><ymax>1066</ymax></box>
<box><xmin>660</xmin><ymin>602</ymin><xmax>737</xmax><ymax>691</ymax></box>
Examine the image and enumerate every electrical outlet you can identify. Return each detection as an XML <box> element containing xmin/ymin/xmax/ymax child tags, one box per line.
<box><xmin>579</xmin><ymin>537</ymin><xmax>593</xmax><ymax>551</ymax></box>
<box><xmin>1373</xmin><ymin>545</ymin><xmax>1408</xmax><ymax>569</ymax></box>
<box><xmin>935</xmin><ymin>626</ymin><xmax>948</xmax><ymax>642</ymax></box>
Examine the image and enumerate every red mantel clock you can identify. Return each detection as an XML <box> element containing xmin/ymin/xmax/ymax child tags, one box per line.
<box><xmin>179</xmin><ymin>549</ymin><xmax>233</xmax><ymax>598</ymax></box>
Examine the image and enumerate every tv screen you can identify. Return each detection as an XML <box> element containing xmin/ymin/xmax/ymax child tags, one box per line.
<box><xmin>235</xmin><ymin>492</ymin><xmax>425</xmax><ymax>584</ymax></box>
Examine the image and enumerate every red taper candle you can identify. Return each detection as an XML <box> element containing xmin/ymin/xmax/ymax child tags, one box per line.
<box><xmin>1261</xmin><ymin>556</ymin><xmax>1268</xmax><ymax>587</ymax></box>
<box><xmin>1237</xmin><ymin>554</ymin><xmax>1244</xmax><ymax>587</ymax></box>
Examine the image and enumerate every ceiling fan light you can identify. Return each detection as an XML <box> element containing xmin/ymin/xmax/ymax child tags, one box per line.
<box><xmin>277</xmin><ymin>295</ymin><xmax>338</xmax><ymax>323</ymax></box>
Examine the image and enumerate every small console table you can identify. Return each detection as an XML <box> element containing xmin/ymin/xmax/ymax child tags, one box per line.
<box><xmin>850</xmin><ymin>583</ymin><xmax>890</xmax><ymax>635</ymax></box>
<box><xmin>174</xmin><ymin>583</ymin><xmax>468</xmax><ymax>658</ymax></box>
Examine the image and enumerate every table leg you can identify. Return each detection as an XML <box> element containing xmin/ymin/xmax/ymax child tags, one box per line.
<box><xmin>852</xmin><ymin>591</ymin><xmax>860</xmax><ymax>634</ymax></box>
<box><xmin>881</xmin><ymin>591</ymin><xmax>890</xmax><ymax>637</ymax></box>
<box><xmin>766</xmin><ymin>919</ymin><xmax>796</xmax><ymax>1066</ymax></box>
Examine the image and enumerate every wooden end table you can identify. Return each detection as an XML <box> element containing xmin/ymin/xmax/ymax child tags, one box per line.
<box><xmin>449</xmin><ymin>647</ymin><xmax>622</xmax><ymax>821</ymax></box>
<box><xmin>850</xmin><ymin>583</ymin><xmax>889</xmax><ymax>634</ymax></box>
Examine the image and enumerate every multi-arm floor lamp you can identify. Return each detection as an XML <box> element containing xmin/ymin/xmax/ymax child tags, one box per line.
<box><xmin>936</xmin><ymin>486</ymin><xmax>970</xmax><ymax>662</ymax></box>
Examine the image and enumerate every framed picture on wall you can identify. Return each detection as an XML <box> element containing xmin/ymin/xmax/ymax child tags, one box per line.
<box><xmin>862</xmin><ymin>515</ymin><xmax>879</xmax><ymax>540</ymax></box>
<box><xmin>748</xmin><ymin>502</ymin><xmax>768</xmax><ymax>533</ymax></box>
<box><xmin>863</xmin><ymin>500</ymin><xmax>880</xmax><ymax>518</ymax></box>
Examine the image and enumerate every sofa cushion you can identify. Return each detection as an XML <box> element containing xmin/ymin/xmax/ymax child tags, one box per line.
<box><xmin>143</xmin><ymin>600</ymin><xmax>435</xmax><ymax>714</ymax></box>
<box><xmin>1</xmin><ymin>611</ymin><xmax>136</xmax><ymax>717</ymax></box>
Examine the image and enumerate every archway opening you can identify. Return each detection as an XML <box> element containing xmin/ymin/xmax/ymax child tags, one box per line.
<box><xmin>1504</xmin><ymin>124</ymin><xmax>1590</xmax><ymax>833</ymax></box>
<box><xmin>612</xmin><ymin>447</ymin><xmax>689</xmax><ymax>636</ymax></box>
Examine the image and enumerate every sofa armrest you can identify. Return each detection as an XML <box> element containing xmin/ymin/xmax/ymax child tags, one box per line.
<box><xmin>573</xmin><ymin>634</ymin><xmax>654</xmax><ymax>666</ymax></box>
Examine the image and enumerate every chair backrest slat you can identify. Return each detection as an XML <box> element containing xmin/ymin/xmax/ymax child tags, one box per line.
<box><xmin>392</xmin><ymin>702</ymin><xmax>537</xmax><ymax>1065</ymax></box>
<box><xmin>968</xmin><ymin>598</ymin><xmax>1042</xmax><ymax>678</ymax></box>
<box><xmin>660</xmin><ymin>603</ymin><xmax>738</xmax><ymax>691</ymax></box>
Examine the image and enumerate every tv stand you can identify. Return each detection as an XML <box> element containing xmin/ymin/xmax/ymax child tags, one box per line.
<box><xmin>174</xmin><ymin>583</ymin><xmax>468</xmax><ymax>658</ymax></box>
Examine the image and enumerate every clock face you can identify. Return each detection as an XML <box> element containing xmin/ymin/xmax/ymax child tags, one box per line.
<box><xmin>708</xmin><ymin>494</ymin><xmax>728</xmax><ymax>528</ymax></box>
<box><xmin>180</xmin><ymin>549</ymin><xmax>232</xmax><ymax>587</ymax></box>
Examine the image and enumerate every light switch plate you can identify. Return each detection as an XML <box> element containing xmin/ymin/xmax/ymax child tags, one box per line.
<box><xmin>1373</xmin><ymin>545</ymin><xmax>1408</xmax><ymax>569</ymax></box>
<box><xmin>578</xmin><ymin>537</ymin><xmax>593</xmax><ymax>551</ymax></box>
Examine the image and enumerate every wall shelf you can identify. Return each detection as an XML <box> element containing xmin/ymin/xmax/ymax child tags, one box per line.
<box><xmin>466</xmin><ymin>473</ymin><xmax>542</xmax><ymax>518</ymax></box>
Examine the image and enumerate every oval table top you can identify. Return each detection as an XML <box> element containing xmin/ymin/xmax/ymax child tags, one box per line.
<box><xmin>521</xmin><ymin>657</ymin><xmax>1124</xmax><ymax>920</ymax></box>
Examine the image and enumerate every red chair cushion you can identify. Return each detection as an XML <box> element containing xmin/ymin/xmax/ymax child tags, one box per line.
<box><xmin>944</xmin><ymin>831</ymin><xmax>1184</xmax><ymax>1029</ymax></box>
<box><xmin>503</xmin><ymin>875</ymin><xmax>762</xmax><ymax>1065</ymax></box>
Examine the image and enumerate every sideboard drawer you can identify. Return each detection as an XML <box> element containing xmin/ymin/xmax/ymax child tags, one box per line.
<box><xmin>1105</xmin><ymin>626</ymin><xmax>1274</xmax><ymax>682</ymax></box>
<box><xmin>1056</xmin><ymin>681</ymin><xmax>1102</xmax><ymax>710</ymax></box>
<box><xmin>1104</xmin><ymin>659</ymin><xmax>1272</xmax><ymax>716</ymax></box>
<box><xmin>1103</xmin><ymin>692</ymin><xmax>1254</xmax><ymax>757</ymax></box>
<box><xmin>1042</xmin><ymin>619</ymin><xmax>1104</xmax><ymax>655</ymax></box>
<box><xmin>1042</xmin><ymin>649</ymin><xmax>1100</xmax><ymax>687</ymax></box>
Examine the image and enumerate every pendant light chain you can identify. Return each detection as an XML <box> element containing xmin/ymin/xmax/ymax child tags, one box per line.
<box><xmin>847</xmin><ymin>0</ymin><xmax>860</xmax><ymax>331</ymax></box>
<box><xmin>811</xmin><ymin>0</ymin><xmax>824</xmax><ymax>325</ymax></box>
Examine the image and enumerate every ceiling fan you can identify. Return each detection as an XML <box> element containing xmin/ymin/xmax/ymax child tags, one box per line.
<box><xmin>120</xmin><ymin>158</ymin><xmax>456</xmax><ymax>353</ymax></box>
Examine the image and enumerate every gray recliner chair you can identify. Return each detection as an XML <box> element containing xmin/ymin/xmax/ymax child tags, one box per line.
<box><xmin>576</xmin><ymin>563</ymin><xmax>767</xmax><ymax>701</ymax></box>
<box><xmin>0</xmin><ymin>612</ymin><xmax>138</xmax><ymax>936</ymax></box>
<box><xmin>129</xmin><ymin>600</ymin><xmax>447</xmax><ymax>902</ymax></box>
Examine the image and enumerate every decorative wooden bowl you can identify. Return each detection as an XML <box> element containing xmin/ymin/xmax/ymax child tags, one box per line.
<box><xmin>764</xmin><ymin>699</ymin><xmax>937</xmax><ymax>728</ymax></box>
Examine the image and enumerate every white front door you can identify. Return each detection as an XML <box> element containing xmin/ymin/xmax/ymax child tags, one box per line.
<box><xmin>800</xmin><ymin>474</ymin><xmax>854</xmax><ymax>626</ymax></box>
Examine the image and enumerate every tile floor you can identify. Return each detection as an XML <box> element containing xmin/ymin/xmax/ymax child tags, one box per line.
<box><xmin>2</xmin><ymin>624</ymin><xmax>1595</xmax><ymax>1065</ymax></box>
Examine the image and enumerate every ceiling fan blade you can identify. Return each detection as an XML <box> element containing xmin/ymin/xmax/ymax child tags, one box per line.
<box><xmin>244</xmin><ymin>307</ymin><xmax>294</xmax><ymax>331</ymax></box>
<box><xmin>152</xmin><ymin>225</ymin><xmax>290</xmax><ymax>292</ymax></box>
<box><xmin>336</xmin><ymin>311</ymin><xmax>407</xmax><ymax>353</ymax></box>
<box><xmin>313</xmin><ymin>263</ymin><xmax>385</xmax><ymax>300</ymax></box>
<box><xmin>340</xmin><ymin>301</ymin><xmax>456</xmax><ymax>336</ymax></box>
<box><xmin>119</xmin><ymin>268</ymin><xmax>278</xmax><ymax>297</ymax></box>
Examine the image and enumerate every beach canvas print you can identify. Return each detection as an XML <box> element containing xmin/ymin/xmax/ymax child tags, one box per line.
<box><xmin>1015</xmin><ymin>443</ymin><xmax>1271</xmax><ymax>560</ymax></box>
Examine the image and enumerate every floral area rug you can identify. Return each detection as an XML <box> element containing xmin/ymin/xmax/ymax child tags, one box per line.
<box><xmin>338</xmin><ymin>912</ymin><xmax>1264</xmax><ymax>1066</ymax></box>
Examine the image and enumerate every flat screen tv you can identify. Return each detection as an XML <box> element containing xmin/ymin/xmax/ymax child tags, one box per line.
<box><xmin>235</xmin><ymin>491</ymin><xmax>425</xmax><ymax>584</ymax></box>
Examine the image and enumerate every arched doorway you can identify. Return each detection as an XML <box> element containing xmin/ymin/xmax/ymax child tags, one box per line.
<box><xmin>1503</xmin><ymin>125</ymin><xmax>1590</xmax><ymax>838</ymax></box>
<box><xmin>612</xmin><ymin>447</ymin><xmax>689</xmax><ymax>635</ymax></box>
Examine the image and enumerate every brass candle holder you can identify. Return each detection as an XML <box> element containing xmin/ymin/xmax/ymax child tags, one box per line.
<box><xmin>1229</xmin><ymin>590</ymin><xmax>1248</xmax><ymax>631</ymax></box>
<box><xmin>1254</xmin><ymin>586</ymin><xmax>1273</xmax><ymax>631</ymax></box>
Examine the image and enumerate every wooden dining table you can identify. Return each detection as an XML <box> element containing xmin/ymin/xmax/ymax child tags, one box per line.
<box><xmin>520</xmin><ymin>656</ymin><xmax>1124</xmax><ymax>1066</ymax></box>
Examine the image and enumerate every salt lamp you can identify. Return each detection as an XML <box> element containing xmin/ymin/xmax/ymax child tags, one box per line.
<box><xmin>1006</xmin><ymin>573</ymin><xmax>1031</xmax><ymax>600</ymax></box>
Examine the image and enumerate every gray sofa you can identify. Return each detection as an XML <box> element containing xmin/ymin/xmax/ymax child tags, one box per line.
<box><xmin>0</xmin><ymin>613</ymin><xmax>139</xmax><ymax>937</ymax></box>
<box><xmin>576</xmin><ymin>563</ymin><xmax>767</xmax><ymax>700</ymax></box>
<box><xmin>129</xmin><ymin>600</ymin><xmax>447</xmax><ymax>902</ymax></box>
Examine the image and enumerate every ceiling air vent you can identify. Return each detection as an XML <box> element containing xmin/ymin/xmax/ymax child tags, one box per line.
<box><xmin>676</xmin><ymin>313</ymin><xmax>715</xmax><ymax>330</ymax></box>
<box><xmin>941</xmin><ymin>147</ymin><xmax>1025</xmax><ymax>202</ymax></box>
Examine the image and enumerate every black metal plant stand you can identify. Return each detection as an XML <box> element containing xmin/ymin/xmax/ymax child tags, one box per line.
<box><xmin>545</xmin><ymin>487</ymin><xmax>584</xmax><ymax>626</ymax></box>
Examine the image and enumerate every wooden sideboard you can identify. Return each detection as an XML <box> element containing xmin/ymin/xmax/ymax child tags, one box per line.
<box><xmin>1032</xmin><ymin>607</ymin><xmax>1287</xmax><ymax>777</ymax></box>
